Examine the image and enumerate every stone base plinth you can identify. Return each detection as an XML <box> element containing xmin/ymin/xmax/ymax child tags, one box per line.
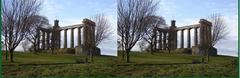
<box><xmin>192</xmin><ymin>46</ymin><xmax>204</xmax><ymax>56</ymax></box>
<box><xmin>59</xmin><ymin>48</ymin><xmax>75</xmax><ymax>54</ymax></box>
<box><xmin>75</xmin><ymin>46</ymin><xmax>101</xmax><ymax>56</ymax></box>
<box><xmin>192</xmin><ymin>46</ymin><xmax>217</xmax><ymax>56</ymax></box>
<box><xmin>93</xmin><ymin>47</ymin><xmax>101</xmax><ymax>55</ymax></box>
<box><xmin>75</xmin><ymin>46</ymin><xmax>86</xmax><ymax>55</ymax></box>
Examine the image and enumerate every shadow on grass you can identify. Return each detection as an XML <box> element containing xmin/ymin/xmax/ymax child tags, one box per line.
<box><xmin>117</xmin><ymin>62</ymin><xmax>206</xmax><ymax>66</ymax></box>
<box><xmin>2</xmin><ymin>62</ymin><xmax>88</xmax><ymax>66</ymax></box>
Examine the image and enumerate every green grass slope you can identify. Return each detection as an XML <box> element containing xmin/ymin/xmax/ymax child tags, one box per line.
<box><xmin>2</xmin><ymin>51</ymin><xmax>238</xmax><ymax>77</ymax></box>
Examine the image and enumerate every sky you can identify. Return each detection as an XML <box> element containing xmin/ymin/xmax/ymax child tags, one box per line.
<box><xmin>15</xmin><ymin>0</ymin><xmax>237</xmax><ymax>57</ymax></box>
<box><xmin>15</xmin><ymin>0</ymin><xmax>117</xmax><ymax>56</ymax></box>
<box><xmin>132</xmin><ymin>0</ymin><xmax>238</xmax><ymax>57</ymax></box>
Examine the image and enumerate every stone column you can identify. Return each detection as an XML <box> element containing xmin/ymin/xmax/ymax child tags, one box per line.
<box><xmin>187</xmin><ymin>29</ymin><xmax>191</xmax><ymax>48</ymax></box>
<box><xmin>153</xmin><ymin>28</ymin><xmax>157</xmax><ymax>51</ymax></box>
<box><xmin>199</xmin><ymin>19</ymin><xmax>212</xmax><ymax>47</ymax></box>
<box><xmin>52</xmin><ymin>20</ymin><xmax>61</xmax><ymax>50</ymax></box>
<box><xmin>78</xmin><ymin>27</ymin><xmax>82</xmax><ymax>46</ymax></box>
<box><xmin>158</xmin><ymin>32</ymin><xmax>162</xmax><ymax>50</ymax></box>
<box><xmin>58</xmin><ymin>30</ymin><xmax>61</xmax><ymax>48</ymax></box>
<box><xmin>92</xmin><ymin>24</ymin><xmax>96</xmax><ymax>47</ymax></box>
<box><xmin>194</xmin><ymin>27</ymin><xmax>198</xmax><ymax>46</ymax></box>
<box><xmin>42</xmin><ymin>32</ymin><xmax>45</xmax><ymax>50</ymax></box>
<box><xmin>170</xmin><ymin>20</ymin><xmax>177</xmax><ymax>50</ymax></box>
<box><xmin>37</xmin><ymin>29</ymin><xmax>40</xmax><ymax>50</ymax></box>
<box><xmin>64</xmin><ymin>29</ymin><xmax>68</xmax><ymax>48</ymax></box>
<box><xmin>163</xmin><ymin>32</ymin><xmax>167</xmax><ymax>50</ymax></box>
<box><xmin>83</xmin><ymin>19</ymin><xmax>96</xmax><ymax>56</ymax></box>
<box><xmin>173</xmin><ymin>30</ymin><xmax>177</xmax><ymax>49</ymax></box>
<box><xmin>169</xmin><ymin>20</ymin><xmax>177</xmax><ymax>50</ymax></box>
<box><xmin>208</xmin><ymin>25</ymin><xmax>212</xmax><ymax>44</ymax></box>
<box><xmin>180</xmin><ymin>30</ymin><xmax>184</xmax><ymax>48</ymax></box>
<box><xmin>46</xmin><ymin>32</ymin><xmax>50</xmax><ymax>50</ymax></box>
<box><xmin>71</xmin><ymin>28</ymin><xmax>74</xmax><ymax>48</ymax></box>
<box><xmin>83</xmin><ymin>19</ymin><xmax>96</xmax><ymax>47</ymax></box>
<box><xmin>83</xmin><ymin>23</ymin><xmax>88</xmax><ymax>48</ymax></box>
<box><xmin>51</xmin><ymin>31</ymin><xmax>55</xmax><ymax>49</ymax></box>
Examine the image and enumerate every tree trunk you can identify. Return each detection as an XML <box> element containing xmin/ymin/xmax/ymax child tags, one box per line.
<box><xmin>51</xmin><ymin>48</ymin><xmax>54</xmax><ymax>54</ymax></box>
<box><xmin>91</xmin><ymin>48</ymin><xmax>94</xmax><ymax>63</ymax></box>
<box><xmin>167</xmin><ymin>47</ymin><xmax>170</xmax><ymax>54</ymax></box>
<box><xmin>5</xmin><ymin>50</ymin><xmax>8</xmax><ymax>61</ymax></box>
<box><xmin>5</xmin><ymin>46</ymin><xmax>8</xmax><ymax>61</ymax></box>
<box><xmin>203</xmin><ymin>48</ymin><xmax>209</xmax><ymax>63</ymax></box>
<box><xmin>207</xmin><ymin>54</ymin><xmax>209</xmax><ymax>62</ymax></box>
<box><xmin>33</xmin><ymin>44</ymin><xmax>38</xmax><ymax>54</ymax></box>
<box><xmin>150</xmin><ymin>44</ymin><xmax>153</xmax><ymax>55</ymax></box>
<box><xmin>122</xmin><ymin>50</ymin><xmax>125</xmax><ymax>60</ymax></box>
<box><xmin>126</xmin><ymin>49</ymin><xmax>130</xmax><ymax>63</ymax></box>
<box><xmin>121</xmin><ymin>39</ymin><xmax>125</xmax><ymax>60</ymax></box>
<box><xmin>9</xmin><ymin>49</ymin><xmax>14</xmax><ymax>62</ymax></box>
<box><xmin>206</xmin><ymin>48</ymin><xmax>210</xmax><ymax>63</ymax></box>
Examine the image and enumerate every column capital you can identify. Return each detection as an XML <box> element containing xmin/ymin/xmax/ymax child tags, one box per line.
<box><xmin>195</xmin><ymin>27</ymin><xmax>199</xmax><ymax>29</ymax></box>
<box><xmin>171</xmin><ymin>20</ymin><xmax>176</xmax><ymax>27</ymax></box>
<box><xmin>83</xmin><ymin>18</ymin><xmax>95</xmax><ymax>26</ymax></box>
<box><xmin>199</xmin><ymin>19</ymin><xmax>212</xmax><ymax>27</ymax></box>
<box><xmin>53</xmin><ymin>20</ymin><xmax>60</xmax><ymax>29</ymax></box>
<box><xmin>181</xmin><ymin>29</ymin><xmax>185</xmax><ymax>31</ymax></box>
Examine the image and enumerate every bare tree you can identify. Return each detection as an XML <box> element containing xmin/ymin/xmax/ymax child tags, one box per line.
<box><xmin>92</xmin><ymin>14</ymin><xmax>112</xmax><ymax>46</ymax></box>
<box><xmin>208</xmin><ymin>14</ymin><xmax>228</xmax><ymax>46</ymax></box>
<box><xmin>26</xmin><ymin>15</ymin><xmax>50</xmax><ymax>53</ymax></box>
<box><xmin>21</xmin><ymin>40</ymin><xmax>31</xmax><ymax>52</ymax></box>
<box><xmin>2</xmin><ymin>37</ymin><xmax>9</xmax><ymax>60</ymax></box>
<box><xmin>138</xmin><ymin>40</ymin><xmax>148</xmax><ymax>52</ymax></box>
<box><xmin>118</xmin><ymin>0</ymin><xmax>158</xmax><ymax>62</ymax></box>
<box><xmin>117</xmin><ymin>37</ymin><xmax>125</xmax><ymax>60</ymax></box>
<box><xmin>142</xmin><ymin>16</ymin><xmax>166</xmax><ymax>54</ymax></box>
<box><xmin>117</xmin><ymin>38</ymin><xmax>122</xmax><ymax>50</ymax></box>
<box><xmin>204</xmin><ymin>13</ymin><xmax>229</xmax><ymax>62</ymax></box>
<box><xmin>2</xmin><ymin>0</ymin><xmax>41</xmax><ymax>62</ymax></box>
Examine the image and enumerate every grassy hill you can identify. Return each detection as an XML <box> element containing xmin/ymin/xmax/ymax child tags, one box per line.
<box><xmin>2</xmin><ymin>51</ymin><xmax>238</xmax><ymax>77</ymax></box>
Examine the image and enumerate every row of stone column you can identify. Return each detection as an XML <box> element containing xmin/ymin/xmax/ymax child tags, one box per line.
<box><xmin>155</xmin><ymin>19</ymin><xmax>212</xmax><ymax>50</ymax></box>
<box><xmin>37</xmin><ymin>19</ymin><xmax>96</xmax><ymax>51</ymax></box>
<box><xmin>179</xmin><ymin>27</ymin><xmax>199</xmax><ymax>48</ymax></box>
<box><xmin>63</xmin><ymin>27</ymin><xmax>82</xmax><ymax>48</ymax></box>
<box><xmin>156</xmin><ymin>20</ymin><xmax>177</xmax><ymax>50</ymax></box>
<box><xmin>37</xmin><ymin>20</ymin><xmax>61</xmax><ymax>50</ymax></box>
<box><xmin>37</xmin><ymin>31</ymin><xmax>52</xmax><ymax>50</ymax></box>
<box><xmin>156</xmin><ymin>27</ymin><xmax>199</xmax><ymax>50</ymax></box>
<box><xmin>38</xmin><ymin>21</ymin><xmax>83</xmax><ymax>50</ymax></box>
<box><xmin>156</xmin><ymin>32</ymin><xmax>168</xmax><ymax>50</ymax></box>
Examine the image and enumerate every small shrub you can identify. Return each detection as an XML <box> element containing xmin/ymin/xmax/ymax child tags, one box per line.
<box><xmin>230</xmin><ymin>59</ymin><xmax>237</xmax><ymax>65</ymax></box>
<box><xmin>75</xmin><ymin>59</ymin><xmax>85</xmax><ymax>63</ymax></box>
<box><xmin>192</xmin><ymin>59</ymin><xmax>201</xmax><ymax>64</ymax></box>
<box><xmin>175</xmin><ymin>48</ymin><xmax>192</xmax><ymax>54</ymax></box>
<box><xmin>58</xmin><ymin>48</ymin><xmax>75</xmax><ymax>54</ymax></box>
